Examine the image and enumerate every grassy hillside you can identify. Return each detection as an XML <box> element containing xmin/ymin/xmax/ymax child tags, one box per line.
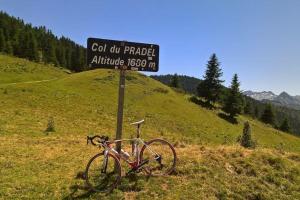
<box><xmin>151</xmin><ymin>74</ymin><xmax>300</xmax><ymax>136</ymax></box>
<box><xmin>0</xmin><ymin>55</ymin><xmax>299</xmax><ymax>199</ymax></box>
<box><xmin>0</xmin><ymin>55</ymin><xmax>68</xmax><ymax>85</ymax></box>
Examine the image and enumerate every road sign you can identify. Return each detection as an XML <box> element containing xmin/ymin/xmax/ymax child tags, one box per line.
<box><xmin>86</xmin><ymin>37</ymin><xmax>159</xmax><ymax>158</ymax></box>
<box><xmin>87</xmin><ymin>38</ymin><xmax>159</xmax><ymax>72</ymax></box>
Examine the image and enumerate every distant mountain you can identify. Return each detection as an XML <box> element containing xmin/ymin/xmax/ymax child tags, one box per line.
<box><xmin>294</xmin><ymin>95</ymin><xmax>300</xmax><ymax>101</ymax></box>
<box><xmin>243</xmin><ymin>90</ymin><xmax>300</xmax><ymax>110</ymax></box>
<box><xmin>243</xmin><ymin>91</ymin><xmax>277</xmax><ymax>101</ymax></box>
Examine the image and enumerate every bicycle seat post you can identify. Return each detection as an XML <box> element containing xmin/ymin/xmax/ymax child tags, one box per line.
<box><xmin>130</xmin><ymin>119</ymin><xmax>144</xmax><ymax>138</ymax></box>
<box><xmin>137</xmin><ymin>124</ymin><xmax>141</xmax><ymax>138</ymax></box>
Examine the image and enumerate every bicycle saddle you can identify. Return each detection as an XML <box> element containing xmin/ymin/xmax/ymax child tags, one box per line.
<box><xmin>130</xmin><ymin>119</ymin><xmax>145</xmax><ymax>126</ymax></box>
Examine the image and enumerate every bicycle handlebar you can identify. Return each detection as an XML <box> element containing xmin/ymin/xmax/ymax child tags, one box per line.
<box><xmin>87</xmin><ymin>135</ymin><xmax>109</xmax><ymax>146</ymax></box>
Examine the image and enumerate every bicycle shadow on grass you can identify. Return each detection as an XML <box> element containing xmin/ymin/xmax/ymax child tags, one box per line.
<box><xmin>63</xmin><ymin>173</ymin><xmax>151</xmax><ymax>199</ymax></box>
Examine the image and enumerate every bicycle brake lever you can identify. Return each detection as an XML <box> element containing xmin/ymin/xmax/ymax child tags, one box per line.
<box><xmin>86</xmin><ymin>136</ymin><xmax>90</xmax><ymax>145</ymax></box>
<box><xmin>96</xmin><ymin>139</ymin><xmax>102</xmax><ymax>144</ymax></box>
<box><xmin>100</xmin><ymin>136</ymin><xmax>109</xmax><ymax>141</ymax></box>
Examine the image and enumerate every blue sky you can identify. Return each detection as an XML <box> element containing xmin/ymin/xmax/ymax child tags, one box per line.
<box><xmin>1</xmin><ymin>0</ymin><xmax>300</xmax><ymax>95</ymax></box>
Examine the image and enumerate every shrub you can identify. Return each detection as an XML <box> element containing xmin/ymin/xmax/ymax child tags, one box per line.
<box><xmin>153</xmin><ymin>87</ymin><xmax>169</xmax><ymax>94</ymax></box>
<box><xmin>45</xmin><ymin>117</ymin><xmax>55</xmax><ymax>133</ymax></box>
<box><xmin>189</xmin><ymin>95</ymin><xmax>202</xmax><ymax>105</ymax></box>
<box><xmin>275</xmin><ymin>142</ymin><xmax>285</xmax><ymax>154</ymax></box>
<box><xmin>172</xmin><ymin>87</ymin><xmax>185</xmax><ymax>94</ymax></box>
<box><xmin>239</xmin><ymin>121</ymin><xmax>256</xmax><ymax>148</ymax></box>
<box><xmin>222</xmin><ymin>135</ymin><xmax>229</xmax><ymax>145</ymax></box>
<box><xmin>279</xmin><ymin>118</ymin><xmax>290</xmax><ymax>133</ymax></box>
<box><xmin>125</xmin><ymin>75</ymin><xmax>137</xmax><ymax>81</ymax></box>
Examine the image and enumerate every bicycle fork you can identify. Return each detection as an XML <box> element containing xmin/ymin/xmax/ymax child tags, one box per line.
<box><xmin>101</xmin><ymin>150</ymin><xmax>109</xmax><ymax>173</ymax></box>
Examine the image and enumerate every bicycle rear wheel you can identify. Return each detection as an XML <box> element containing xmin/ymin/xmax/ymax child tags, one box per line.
<box><xmin>85</xmin><ymin>152</ymin><xmax>121</xmax><ymax>192</ymax></box>
<box><xmin>140</xmin><ymin>138</ymin><xmax>176</xmax><ymax>176</ymax></box>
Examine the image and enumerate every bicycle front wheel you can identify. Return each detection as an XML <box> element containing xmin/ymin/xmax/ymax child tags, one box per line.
<box><xmin>85</xmin><ymin>152</ymin><xmax>121</xmax><ymax>192</ymax></box>
<box><xmin>140</xmin><ymin>138</ymin><xmax>177</xmax><ymax>176</ymax></box>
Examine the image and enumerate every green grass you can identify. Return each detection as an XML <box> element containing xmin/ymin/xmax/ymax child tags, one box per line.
<box><xmin>0</xmin><ymin>55</ymin><xmax>299</xmax><ymax>199</ymax></box>
<box><xmin>0</xmin><ymin>136</ymin><xmax>299</xmax><ymax>199</ymax></box>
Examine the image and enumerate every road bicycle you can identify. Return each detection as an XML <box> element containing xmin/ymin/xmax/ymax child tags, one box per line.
<box><xmin>85</xmin><ymin>119</ymin><xmax>177</xmax><ymax>192</ymax></box>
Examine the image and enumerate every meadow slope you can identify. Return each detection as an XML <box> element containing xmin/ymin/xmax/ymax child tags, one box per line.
<box><xmin>0</xmin><ymin>55</ymin><xmax>299</xmax><ymax>199</ymax></box>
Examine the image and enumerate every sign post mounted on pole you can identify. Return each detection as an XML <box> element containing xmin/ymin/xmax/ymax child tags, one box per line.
<box><xmin>87</xmin><ymin>38</ymin><xmax>159</xmax><ymax>152</ymax></box>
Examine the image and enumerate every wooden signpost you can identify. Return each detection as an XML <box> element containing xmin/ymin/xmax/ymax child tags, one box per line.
<box><xmin>87</xmin><ymin>38</ymin><xmax>159</xmax><ymax>152</ymax></box>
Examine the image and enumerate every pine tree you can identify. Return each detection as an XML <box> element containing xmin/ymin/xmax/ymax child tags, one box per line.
<box><xmin>79</xmin><ymin>47</ymin><xmax>85</xmax><ymax>70</ymax></box>
<box><xmin>70</xmin><ymin>45</ymin><xmax>85</xmax><ymax>71</ymax></box>
<box><xmin>197</xmin><ymin>53</ymin><xmax>224</xmax><ymax>105</ymax></box>
<box><xmin>80</xmin><ymin>47</ymin><xmax>87</xmax><ymax>71</ymax></box>
<box><xmin>244</xmin><ymin>101</ymin><xmax>252</xmax><ymax>115</ymax></box>
<box><xmin>5</xmin><ymin>41</ymin><xmax>13</xmax><ymax>54</ymax></box>
<box><xmin>27</xmin><ymin>32</ymin><xmax>39</xmax><ymax>61</ymax></box>
<box><xmin>222</xmin><ymin>74</ymin><xmax>243</xmax><ymax>119</ymax></box>
<box><xmin>279</xmin><ymin>118</ymin><xmax>290</xmax><ymax>132</ymax></box>
<box><xmin>240</xmin><ymin>121</ymin><xmax>255</xmax><ymax>148</ymax></box>
<box><xmin>17</xmin><ymin>32</ymin><xmax>26</xmax><ymax>58</ymax></box>
<box><xmin>65</xmin><ymin>47</ymin><xmax>72</xmax><ymax>69</ymax></box>
<box><xmin>46</xmin><ymin>39</ymin><xmax>58</xmax><ymax>65</ymax></box>
<box><xmin>170</xmin><ymin>73</ymin><xmax>180</xmax><ymax>88</ymax></box>
<box><xmin>71</xmin><ymin>47</ymin><xmax>79</xmax><ymax>71</ymax></box>
<box><xmin>0</xmin><ymin>28</ymin><xmax>6</xmax><ymax>52</ymax></box>
<box><xmin>57</xmin><ymin>46</ymin><xmax>67</xmax><ymax>67</ymax></box>
<box><xmin>261</xmin><ymin>103</ymin><xmax>275</xmax><ymax>125</ymax></box>
<box><xmin>0</xmin><ymin>11</ymin><xmax>87</xmax><ymax>71</ymax></box>
<box><xmin>254</xmin><ymin>106</ymin><xmax>259</xmax><ymax>118</ymax></box>
<box><xmin>12</xmin><ymin>30</ymin><xmax>20</xmax><ymax>56</ymax></box>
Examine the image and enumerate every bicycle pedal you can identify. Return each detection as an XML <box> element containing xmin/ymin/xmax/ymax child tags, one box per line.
<box><xmin>136</xmin><ymin>168</ymin><xmax>143</xmax><ymax>173</ymax></box>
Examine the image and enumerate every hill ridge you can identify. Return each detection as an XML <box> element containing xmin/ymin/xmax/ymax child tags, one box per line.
<box><xmin>1</xmin><ymin>54</ymin><xmax>300</xmax><ymax>151</ymax></box>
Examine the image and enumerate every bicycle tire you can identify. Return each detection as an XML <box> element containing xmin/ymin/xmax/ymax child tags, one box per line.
<box><xmin>85</xmin><ymin>152</ymin><xmax>121</xmax><ymax>192</ymax></box>
<box><xmin>140</xmin><ymin>138</ymin><xmax>177</xmax><ymax>176</ymax></box>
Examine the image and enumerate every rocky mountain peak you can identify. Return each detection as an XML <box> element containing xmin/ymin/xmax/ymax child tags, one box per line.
<box><xmin>279</xmin><ymin>91</ymin><xmax>290</xmax><ymax>98</ymax></box>
<box><xmin>244</xmin><ymin>90</ymin><xmax>300</xmax><ymax>110</ymax></box>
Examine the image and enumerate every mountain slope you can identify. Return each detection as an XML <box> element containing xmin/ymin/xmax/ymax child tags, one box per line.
<box><xmin>0</xmin><ymin>55</ymin><xmax>300</xmax><ymax>199</ymax></box>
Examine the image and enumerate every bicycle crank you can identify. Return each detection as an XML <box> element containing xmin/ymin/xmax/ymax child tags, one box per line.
<box><xmin>126</xmin><ymin>159</ymin><xmax>149</xmax><ymax>175</ymax></box>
